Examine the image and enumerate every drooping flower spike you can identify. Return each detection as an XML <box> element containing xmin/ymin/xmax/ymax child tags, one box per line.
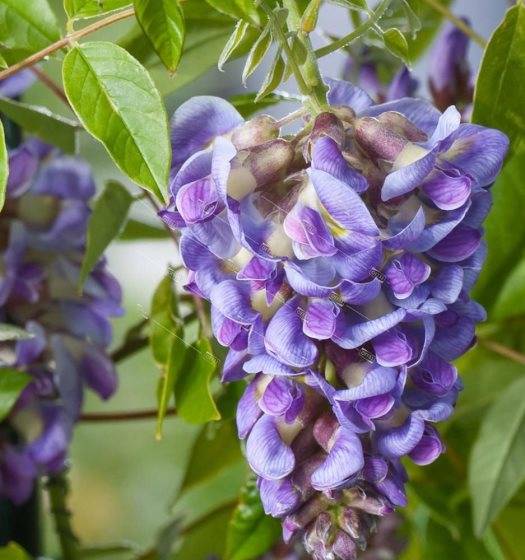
<box><xmin>163</xmin><ymin>76</ymin><xmax>508</xmax><ymax>558</ymax></box>
<box><xmin>0</xmin><ymin>140</ymin><xmax>121</xmax><ymax>504</ymax></box>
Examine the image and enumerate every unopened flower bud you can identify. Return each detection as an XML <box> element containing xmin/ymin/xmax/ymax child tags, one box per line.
<box><xmin>231</xmin><ymin>115</ymin><xmax>280</xmax><ymax>150</ymax></box>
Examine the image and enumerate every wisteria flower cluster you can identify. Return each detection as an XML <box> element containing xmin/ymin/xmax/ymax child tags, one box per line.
<box><xmin>0</xmin><ymin>137</ymin><xmax>121</xmax><ymax>504</ymax></box>
<box><xmin>162</xmin><ymin>72</ymin><xmax>507</xmax><ymax>558</ymax></box>
<box><xmin>162</xmin><ymin>78</ymin><xmax>508</xmax><ymax>555</ymax></box>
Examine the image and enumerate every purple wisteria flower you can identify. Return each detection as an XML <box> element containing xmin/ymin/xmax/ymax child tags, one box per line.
<box><xmin>0</xmin><ymin>140</ymin><xmax>121</xmax><ymax>504</ymax></box>
<box><xmin>163</xmin><ymin>75</ymin><xmax>508</xmax><ymax>557</ymax></box>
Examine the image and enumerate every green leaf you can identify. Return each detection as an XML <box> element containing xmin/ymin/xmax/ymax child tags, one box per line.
<box><xmin>173</xmin><ymin>460</ymin><xmax>246</xmax><ymax>528</ymax></box>
<box><xmin>205</xmin><ymin>0</ymin><xmax>260</xmax><ymax>26</ymax></box>
<box><xmin>469</xmin><ymin>375</ymin><xmax>525</xmax><ymax>536</ymax></box>
<box><xmin>472</xmin><ymin>2</ymin><xmax>525</xmax><ymax>146</ymax></box>
<box><xmin>0</xmin><ymin>119</ymin><xmax>7</xmax><ymax>212</ymax></box>
<box><xmin>175</xmin><ymin>338</ymin><xmax>220</xmax><ymax>424</ymax></box>
<box><xmin>0</xmin><ymin>323</ymin><xmax>34</xmax><ymax>342</ymax></box>
<box><xmin>0</xmin><ymin>97</ymin><xmax>79</xmax><ymax>154</ymax></box>
<box><xmin>119</xmin><ymin>218</ymin><xmax>169</xmax><ymax>240</ymax></box>
<box><xmin>256</xmin><ymin>49</ymin><xmax>285</xmax><ymax>101</ymax></box>
<box><xmin>473</xmin><ymin>149</ymin><xmax>525</xmax><ymax>310</ymax></box>
<box><xmin>0</xmin><ymin>368</ymin><xmax>31</xmax><ymax>421</ymax></box>
<box><xmin>178</xmin><ymin>419</ymin><xmax>243</xmax><ymax>494</ymax></box>
<box><xmin>218</xmin><ymin>20</ymin><xmax>251</xmax><ymax>71</ymax></box>
<box><xmin>64</xmin><ymin>0</ymin><xmax>131</xmax><ymax>19</ymax></box>
<box><xmin>242</xmin><ymin>24</ymin><xmax>272</xmax><ymax>83</ymax></box>
<box><xmin>176</xmin><ymin>505</ymin><xmax>236</xmax><ymax>560</ymax></box>
<box><xmin>150</xmin><ymin>273</ymin><xmax>179</xmax><ymax>366</ymax></box>
<box><xmin>226</xmin><ymin>477</ymin><xmax>281</xmax><ymax>560</ymax></box>
<box><xmin>134</xmin><ymin>0</ymin><xmax>185</xmax><ymax>72</ymax></box>
<box><xmin>382</xmin><ymin>27</ymin><xmax>410</xmax><ymax>64</ymax></box>
<box><xmin>0</xmin><ymin>543</ymin><xmax>31</xmax><ymax>560</ymax></box>
<box><xmin>79</xmin><ymin>181</ymin><xmax>133</xmax><ymax>289</ymax></box>
<box><xmin>301</xmin><ymin>0</ymin><xmax>322</xmax><ymax>33</ymax></box>
<box><xmin>62</xmin><ymin>42</ymin><xmax>170</xmax><ymax>201</ymax></box>
<box><xmin>230</xmin><ymin>92</ymin><xmax>296</xmax><ymax>118</ymax></box>
<box><xmin>0</xmin><ymin>0</ymin><xmax>60</xmax><ymax>65</ymax></box>
<box><xmin>156</xmin><ymin>334</ymin><xmax>185</xmax><ymax>439</ymax></box>
<box><xmin>492</xmin><ymin>258</ymin><xmax>525</xmax><ymax>320</ymax></box>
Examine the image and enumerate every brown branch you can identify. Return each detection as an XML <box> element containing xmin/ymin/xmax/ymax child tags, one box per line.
<box><xmin>79</xmin><ymin>408</ymin><xmax>176</xmax><ymax>422</ymax></box>
<box><xmin>30</xmin><ymin>67</ymin><xmax>70</xmax><ymax>107</ymax></box>
<box><xmin>479</xmin><ymin>338</ymin><xmax>525</xmax><ymax>366</ymax></box>
<box><xmin>110</xmin><ymin>335</ymin><xmax>149</xmax><ymax>363</ymax></box>
<box><xmin>0</xmin><ymin>7</ymin><xmax>135</xmax><ymax>81</ymax></box>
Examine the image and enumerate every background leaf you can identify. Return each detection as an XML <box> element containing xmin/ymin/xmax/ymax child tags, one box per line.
<box><xmin>226</xmin><ymin>477</ymin><xmax>281</xmax><ymax>560</ymax></box>
<box><xmin>0</xmin><ymin>119</ymin><xmax>7</xmax><ymax>212</ymax></box>
<box><xmin>472</xmin><ymin>149</ymin><xmax>525</xmax><ymax>311</ymax></box>
<box><xmin>0</xmin><ymin>97</ymin><xmax>79</xmax><ymax>154</ymax></box>
<box><xmin>134</xmin><ymin>0</ymin><xmax>185</xmax><ymax>72</ymax></box>
<box><xmin>0</xmin><ymin>0</ymin><xmax>60</xmax><ymax>64</ymax></box>
<box><xmin>469</xmin><ymin>375</ymin><xmax>525</xmax><ymax>535</ymax></box>
<box><xmin>119</xmin><ymin>218</ymin><xmax>169</xmax><ymax>240</ymax></box>
<box><xmin>79</xmin><ymin>180</ymin><xmax>133</xmax><ymax>288</ymax></box>
<box><xmin>0</xmin><ymin>368</ymin><xmax>31</xmax><ymax>421</ymax></box>
<box><xmin>175</xmin><ymin>338</ymin><xmax>220</xmax><ymax>424</ymax></box>
<box><xmin>0</xmin><ymin>543</ymin><xmax>31</xmax><ymax>560</ymax></box>
<box><xmin>205</xmin><ymin>0</ymin><xmax>260</xmax><ymax>26</ymax></box>
<box><xmin>64</xmin><ymin>0</ymin><xmax>131</xmax><ymax>19</ymax></box>
<box><xmin>63</xmin><ymin>42</ymin><xmax>170</xmax><ymax>201</ymax></box>
<box><xmin>472</xmin><ymin>2</ymin><xmax>525</xmax><ymax>146</ymax></box>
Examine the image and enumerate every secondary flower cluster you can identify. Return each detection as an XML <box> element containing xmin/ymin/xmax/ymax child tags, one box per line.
<box><xmin>162</xmin><ymin>77</ymin><xmax>507</xmax><ymax>558</ymax></box>
<box><xmin>0</xmin><ymin>139</ymin><xmax>121</xmax><ymax>504</ymax></box>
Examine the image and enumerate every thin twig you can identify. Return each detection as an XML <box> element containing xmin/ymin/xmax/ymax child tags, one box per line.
<box><xmin>80</xmin><ymin>408</ymin><xmax>177</xmax><ymax>422</ymax></box>
<box><xmin>110</xmin><ymin>335</ymin><xmax>149</xmax><ymax>363</ymax></box>
<box><xmin>479</xmin><ymin>338</ymin><xmax>525</xmax><ymax>366</ymax></box>
<box><xmin>0</xmin><ymin>7</ymin><xmax>135</xmax><ymax>81</ymax></box>
<box><xmin>30</xmin><ymin>67</ymin><xmax>70</xmax><ymax>107</ymax></box>
<box><xmin>421</xmin><ymin>0</ymin><xmax>487</xmax><ymax>47</ymax></box>
<box><xmin>315</xmin><ymin>0</ymin><xmax>392</xmax><ymax>58</ymax></box>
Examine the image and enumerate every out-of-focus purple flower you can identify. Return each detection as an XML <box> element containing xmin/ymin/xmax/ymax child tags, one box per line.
<box><xmin>0</xmin><ymin>71</ymin><xmax>35</xmax><ymax>99</ymax></box>
<box><xmin>0</xmin><ymin>140</ymin><xmax>121</xmax><ymax>504</ymax></box>
<box><xmin>163</xmin><ymin>77</ymin><xmax>508</xmax><ymax>557</ymax></box>
<box><xmin>429</xmin><ymin>20</ymin><xmax>473</xmax><ymax>115</ymax></box>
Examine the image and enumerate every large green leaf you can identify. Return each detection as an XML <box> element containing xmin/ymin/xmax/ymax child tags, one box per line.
<box><xmin>492</xmin><ymin>258</ymin><xmax>525</xmax><ymax>320</ymax></box>
<box><xmin>469</xmin><ymin>375</ymin><xmax>525</xmax><ymax>535</ymax></box>
<box><xmin>226</xmin><ymin>478</ymin><xmax>281</xmax><ymax>560</ymax></box>
<box><xmin>0</xmin><ymin>119</ymin><xmax>7</xmax><ymax>212</ymax></box>
<box><xmin>119</xmin><ymin>218</ymin><xmax>169</xmax><ymax>240</ymax></box>
<box><xmin>176</xmin><ymin>505</ymin><xmax>236</xmax><ymax>560</ymax></box>
<box><xmin>472</xmin><ymin>1</ymin><xmax>525</xmax><ymax>146</ymax></box>
<box><xmin>150</xmin><ymin>273</ymin><xmax>180</xmax><ymax>366</ymax></box>
<box><xmin>472</xmin><ymin>149</ymin><xmax>525</xmax><ymax>310</ymax></box>
<box><xmin>0</xmin><ymin>97</ymin><xmax>79</xmax><ymax>154</ymax></box>
<box><xmin>64</xmin><ymin>0</ymin><xmax>130</xmax><ymax>19</ymax></box>
<box><xmin>79</xmin><ymin>180</ymin><xmax>133</xmax><ymax>288</ymax></box>
<box><xmin>134</xmin><ymin>0</ymin><xmax>185</xmax><ymax>72</ymax></box>
<box><xmin>0</xmin><ymin>368</ymin><xmax>31</xmax><ymax>421</ymax></box>
<box><xmin>156</xmin><ymin>335</ymin><xmax>185</xmax><ymax>439</ymax></box>
<box><xmin>0</xmin><ymin>0</ymin><xmax>60</xmax><ymax>64</ymax></box>
<box><xmin>62</xmin><ymin>42</ymin><xmax>170</xmax><ymax>201</ymax></box>
<box><xmin>173</xmin><ymin>461</ymin><xmax>246</xmax><ymax>528</ymax></box>
<box><xmin>205</xmin><ymin>0</ymin><xmax>260</xmax><ymax>26</ymax></box>
<box><xmin>175</xmin><ymin>337</ymin><xmax>220</xmax><ymax>424</ymax></box>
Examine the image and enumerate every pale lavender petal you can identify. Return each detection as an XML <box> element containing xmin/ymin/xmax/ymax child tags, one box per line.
<box><xmin>311</xmin><ymin>428</ymin><xmax>364</xmax><ymax>490</ymax></box>
<box><xmin>383</xmin><ymin>207</ymin><xmax>426</xmax><ymax>250</ymax></box>
<box><xmin>421</xmin><ymin>168</ymin><xmax>472</xmax><ymax>210</ymax></box>
<box><xmin>326</xmin><ymin>78</ymin><xmax>374</xmax><ymax>112</ymax></box>
<box><xmin>246</xmin><ymin>415</ymin><xmax>295</xmax><ymax>479</ymax></box>
<box><xmin>335</xmin><ymin>366</ymin><xmax>397</xmax><ymax>401</ymax></box>
<box><xmin>372</xmin><ymin>329</ymin><xmax>413</xmax><ymax>367</ymax></box>
<box><xmin>303</xmin><ymin>299</ymin><xmax>340</xmax><ymax>340</ymax></box>
<box><xmin>259</xmin><ymin>478</ymin><xmax>301</xmax><ymax>517</ymax></box>
<box><xmin>237</xmin><ymin>379</ymin><xmax>262</xmax><ymax>438</ymax></box>
<box><xmin>265</xmin><ymin>297</ymin><xmax>318</xmax><ymax>368</ymax></box>
<box><xmin>427</xmin><ymin>225</ymin><xmax>481</xmax><ymax>262</ymax></box>
<box><xmin>210</xmin><ymin>280</ymin><xmax>259</xmax><ymax>324</ymax></box>
<box><xmin>243</xmin><ymin>354</ymin><xmax>296</xmax><ymax>376</ymax></box>
<box><xmin>382</xmin><ymin>149</ymin><xmax>437</xmax><ymax>201</ymax></box>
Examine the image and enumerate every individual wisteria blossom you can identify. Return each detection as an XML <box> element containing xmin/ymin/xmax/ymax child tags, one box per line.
<box><xmin>162</xmin><ymin>73</ymin><xmax>508</xmax><ymax>557</ymax></box>
<box><xmin>0</xmin><ymin>139</ymin><xmax>121</xmax><ymax>504</ymax></box>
